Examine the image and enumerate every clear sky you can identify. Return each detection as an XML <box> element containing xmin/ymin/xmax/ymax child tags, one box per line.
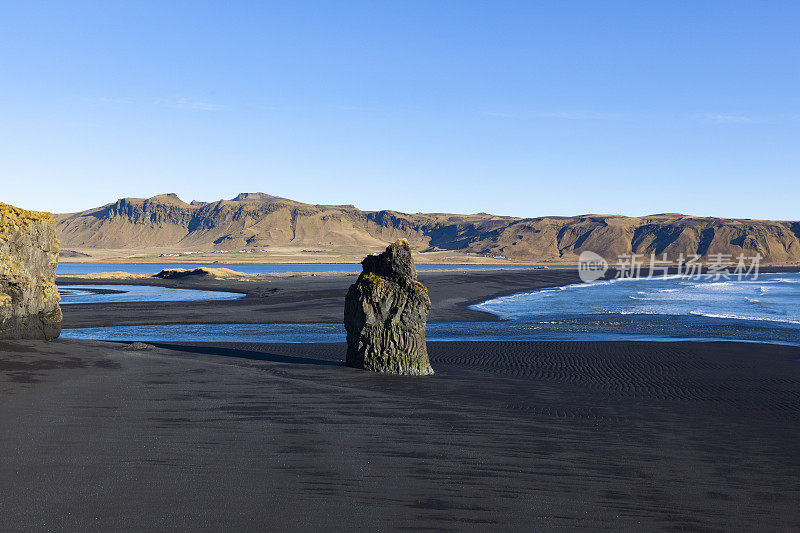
<box><xmin>1</xmin><ymin>1</ymin><xmax>798</xmax><ymax>219</ymax></box>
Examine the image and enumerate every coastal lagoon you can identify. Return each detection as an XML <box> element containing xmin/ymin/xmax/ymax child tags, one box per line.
<box><xmin>59</xmin><ymin>285</ymin><xmax>244</xmax><ymax>304</ymax></box>
<box><xmin>61</xmin><ymin>272</ymin><xmax>800</xmax><ymax>346</ymax></box>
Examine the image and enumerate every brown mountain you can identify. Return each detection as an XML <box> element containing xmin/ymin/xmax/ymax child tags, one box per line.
<box><xmin>55</xmin><ymin>193</ymin><xmax>800</xmax><ymax>264</ymax></box>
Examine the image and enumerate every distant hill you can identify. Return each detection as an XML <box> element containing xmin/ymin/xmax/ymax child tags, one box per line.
<box><xmin>55</xmin><ymin>193</ymin><xmax>800</xmax><ymax>264</ymax></box>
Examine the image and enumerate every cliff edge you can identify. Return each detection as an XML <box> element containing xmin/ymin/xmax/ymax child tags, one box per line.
<box><xmin>1</xmin><ymin>203</ymin><xmax>62</xmax><ymax>340</ymax></box>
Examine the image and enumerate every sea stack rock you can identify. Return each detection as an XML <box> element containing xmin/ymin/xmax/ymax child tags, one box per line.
<box><xmin>0</xmin><ymin>203</ymin><xmax>62</xmax><ymax>340</ymax></box>
<box><xmin>344</xmin><ymin>239</ymin><xmax>433</xmax><ymax>375</ymax></box>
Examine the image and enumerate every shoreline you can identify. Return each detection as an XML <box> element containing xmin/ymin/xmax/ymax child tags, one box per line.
<box><xmin>57</xmin><ymin>268</ymin><xmax>589</xmax><ymax>328</ymax></box>
<box><xmin>57</xmin><ymin>256</ymin><xmax>800</xmax><ymax>266</ymax></box>
<box><xmin>58</xmin><ymin>258</ymin><xmax>549</xmax><ymax>265</ymax></box>
<box><xmin>56</xmin><ymin>266</ymin><xmax>800</xmax><ymax>329</ymax></box>
<box><xmin>61</xmin><ymin>329</ymin><xmax>800</xmax><ymax>349</ymax></box>
<box><xmin>56</xmin><ymin>251</ymin><xmax>546</xmax><ymax>266</ymax></box>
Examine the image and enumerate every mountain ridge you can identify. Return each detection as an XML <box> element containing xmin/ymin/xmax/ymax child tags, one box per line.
<box><xmin>55</xmin><ymin>193</ymin><xmax>800</xmax><ymax>264</ymax></box>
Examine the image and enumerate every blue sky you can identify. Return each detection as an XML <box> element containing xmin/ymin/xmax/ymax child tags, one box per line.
<box><xmin>1</xmin><ymin>1</ymin><xmax>798</xmax><ymax>219</ymax></box>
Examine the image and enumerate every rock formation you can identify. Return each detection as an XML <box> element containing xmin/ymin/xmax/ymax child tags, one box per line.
<box><xmin>0</xmin><ymin>203</ymin><xmax>62</xmax><ymax>340</ymax></box>
<box><xmin>344</xmin><ymin>239</ymin><xmax>433</xmax><ymax>375</ymax></box>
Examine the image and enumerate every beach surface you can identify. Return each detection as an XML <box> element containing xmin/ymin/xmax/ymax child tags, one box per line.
<box><xmin>2</xmin><ymin>338</ymin><xmax>800</xmax><ymax>530</ymax></box>
<box><xmin>3</xmin><ymin>267</ymin><xmax>800</xmax><ymax>529</ymax></box>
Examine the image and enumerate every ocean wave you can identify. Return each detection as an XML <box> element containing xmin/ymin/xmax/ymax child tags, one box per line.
<box><xmin>478</xmin><ymin>273</ymin><xmax>721</xmax><ymax>307</ymax></box>
<box><xmin>473</xmin><ymin>277</ymin><xmax>620</xmax><ymax>308</ymax></box>
<box><xmin>688</xmin><ymin>311</ymin><xmax>800</xmax><ymax>325</ymax></box>
<box><xmin>702</xmin><ymin>282</ymin><xmax>736</xmax><ymax>288</ymax></box>
<box><xmin>472</xmin><ymin>271</ymin><xmax>800</xmax><ymax>327</ymax></box>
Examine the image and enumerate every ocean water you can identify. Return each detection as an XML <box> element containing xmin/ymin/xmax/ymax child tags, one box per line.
<box><xmin>473</xmin><ymin>273</ymin><xmax>800</xmax><ymax>324</ymax></box>
<box><xmin>56</xmin><ymin>262</ymin><xmax>564</xmax><ymax>276</ymax></box>
<box><xmin>470</xmin><ymin>272</ymin><xmax>800</xmax><ymax>345</ymax></box>
<box><xmin>59</xmin><ymin>285</ymin><xmax>244</xmax><ymax>304</ymax></box>
<box><xmin>60</xmin><ymin>272</ymin><xmax>800</xmax><ymax>346</ymax></box>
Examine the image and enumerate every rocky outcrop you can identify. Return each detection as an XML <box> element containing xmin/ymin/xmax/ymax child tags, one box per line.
<box><xmin>344</xmin><ymin>239</ymin><xmax>433</xmax><ymax>375</ymax></box>
<box><xmin>0</xmin><ymin>203</ymin><xmax>62</xmax><ymax>340</ymax></box>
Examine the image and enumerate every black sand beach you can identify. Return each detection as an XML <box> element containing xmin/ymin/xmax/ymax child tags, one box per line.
<box><xmin>56</xmin><ymin>268</ymin><xmax>587</xmax><ymax>327</ymax></box>
<box><xmin>2</xmin><ymin>338</ymin><xmax>800</xmax><ymax>530</ymax></box>
<box><xmin>56</xmin><ymin>266</ymin><xmax>800</xmax><ymax>328</ymax></box>
<box><xmin>2</xmin><ymin>268</ymin><xmax>799</xmax><ymax>530</ymax></box>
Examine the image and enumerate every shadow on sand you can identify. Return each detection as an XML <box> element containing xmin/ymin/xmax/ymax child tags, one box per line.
<box><xmin>128</xmin><ymin>342</ymin><xmax>344</xmax><ymax>367</ymax></box>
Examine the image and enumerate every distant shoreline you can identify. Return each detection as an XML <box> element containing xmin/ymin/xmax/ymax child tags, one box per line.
<box><xmin>57</xmin><ymin>256</ymin><xmax>800</xmax><ymax>267</ymax></box>
<box><xmin>57</xmin><ymin>257</ymin><xmax>548</xmax><ymax>266</ymax></box>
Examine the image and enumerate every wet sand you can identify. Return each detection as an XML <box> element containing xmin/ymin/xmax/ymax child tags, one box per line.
<box><xmin>2</xmin><ymin>338</ymin><xmax>799</xmax><ymax>530</ymax></box>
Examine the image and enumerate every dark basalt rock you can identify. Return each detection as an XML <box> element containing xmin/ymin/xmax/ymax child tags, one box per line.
<box><xmin>344</xmin><ymin>239</ymin><xmax>433</xmax><ymax>375</ymax></box>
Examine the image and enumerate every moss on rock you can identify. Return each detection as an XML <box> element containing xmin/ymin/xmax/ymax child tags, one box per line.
<box><xmin>344</xmin><ymin>240</ymin><xmax>433</xmax><ymax>375</ymax></box>
<box><xmin>0</xmin><ymin>203</ymin><xmax>61</xmax><ymax>340</ymax></box>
